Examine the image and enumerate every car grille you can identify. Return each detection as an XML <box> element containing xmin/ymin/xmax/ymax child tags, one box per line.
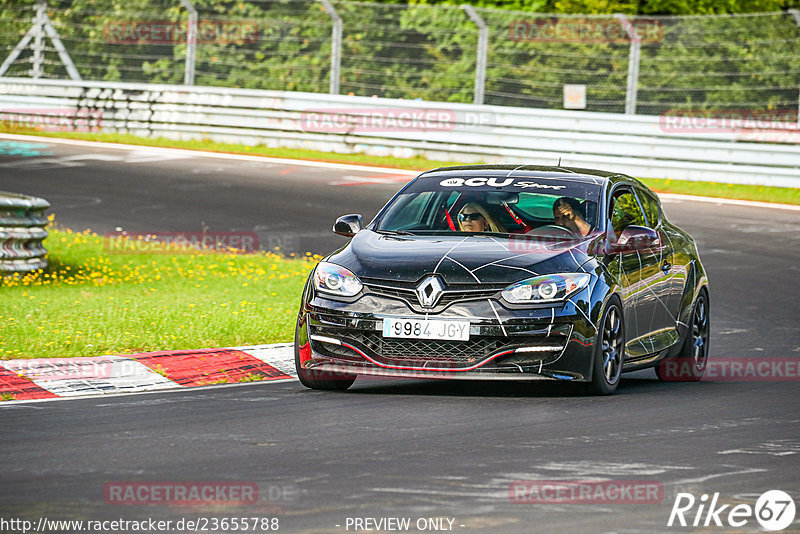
<box><xmin>362</xmin><ymin>279</ymin><xmax>505</xmax><ymax>311</ymax></box>
<box><xmin>354</xmin><ymin>331</ymin><xmax>504</xmax><ymax>365</ymax></box>
<box><xmin>311</xmin><ymin>328</ymin><xmax>565</xmax><ymax>370</ymax></box>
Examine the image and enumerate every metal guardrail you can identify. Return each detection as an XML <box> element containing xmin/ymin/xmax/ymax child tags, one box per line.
<box><xmin>0</xmin><ymin>77</ymin><xmax>798</xmax><ymax>187</ymax></box>
<box><xmin>0</xmin><ymin>190</ymin><xmax>49</xmax><ymax>273</ymax></box>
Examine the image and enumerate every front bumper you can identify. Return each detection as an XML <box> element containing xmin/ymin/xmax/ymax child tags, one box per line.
<box><xmin>297</xmin><ymin>289</ymin><xmax>599</xmax><ymax>382</ymax></box>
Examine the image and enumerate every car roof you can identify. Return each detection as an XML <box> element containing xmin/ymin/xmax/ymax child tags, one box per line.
<box><xmin>417</xmin><ymin>164</ymin><xmax>635</xmax><ymax>187</ymax></box>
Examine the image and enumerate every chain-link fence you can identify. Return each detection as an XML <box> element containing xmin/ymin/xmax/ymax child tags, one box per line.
<box><xmin>1</xmin><ymin>0</ymin><xmax>799</xmax><ymax>117</ymax></box>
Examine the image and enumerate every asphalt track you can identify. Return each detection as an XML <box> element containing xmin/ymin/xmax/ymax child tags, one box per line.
<box><xmin>1</xmin><ymin>136</ymin><xmax>800</xmax><ymax>533</ymax></box>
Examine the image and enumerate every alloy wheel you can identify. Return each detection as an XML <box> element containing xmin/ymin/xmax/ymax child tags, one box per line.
<box><xmin>691</xmin><ymin>295</ymin><xmax>710</xmax><ymax>372</ymax></box>
<box><xmin>601</xmin><ymin>305</ymin><xmax>623</xmax><ymax>384</ymax></box>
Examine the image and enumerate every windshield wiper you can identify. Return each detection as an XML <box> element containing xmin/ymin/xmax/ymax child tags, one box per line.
<box><xmin>376</xmin><ymin>229</ymin><xmax>416</xmax><ymax>236</ymax></box>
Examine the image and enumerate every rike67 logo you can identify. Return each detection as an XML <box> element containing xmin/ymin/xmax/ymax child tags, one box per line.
<box><xmin>668</xmin><ymin>490</ymin><xmax>796</xmax><ymax>531</ymax></box>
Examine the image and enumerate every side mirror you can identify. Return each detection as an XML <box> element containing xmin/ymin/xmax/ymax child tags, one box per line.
<box><xmin>333</xmin><ymin>214</ymin><xmax>363</xmax><ymax>238</ymax></box>
<box><xmin>607</xmin><ymin>225</ymin><xmax>660</xmax><ymax>253</ymax></box>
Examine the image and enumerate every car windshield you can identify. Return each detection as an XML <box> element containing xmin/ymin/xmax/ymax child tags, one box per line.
<box><xmin>375</xmin><ymin>174</ymin><xmax>603</xmax><ymax>237</ymax></box>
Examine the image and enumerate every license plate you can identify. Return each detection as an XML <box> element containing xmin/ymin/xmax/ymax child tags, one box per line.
<box><xmin>382</xmin><ymin>318</ymin><xmax>470</xmax><ymax>341</ymax></box>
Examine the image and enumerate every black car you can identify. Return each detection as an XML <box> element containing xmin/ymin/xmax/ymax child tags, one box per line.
<box><xmin>295</xmin><ymin>165</ymin><xmax>709</xmax><ymax>394</ymax></box>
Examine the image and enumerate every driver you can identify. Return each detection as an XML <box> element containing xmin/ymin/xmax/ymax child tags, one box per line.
<box><xmin>553</xmin><ymin>197</ymin><xmax>591</xmax><ymax>236</ymax></box>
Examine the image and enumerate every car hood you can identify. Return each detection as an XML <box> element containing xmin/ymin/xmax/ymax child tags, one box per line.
<box><xmin>326</xmin><ymin>230</ymin><xmax>595</xmax><ymax>285</ymax></box>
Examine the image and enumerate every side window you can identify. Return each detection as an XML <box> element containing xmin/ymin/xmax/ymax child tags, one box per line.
<box><xmin>637</xmin><ymin>189</ymin><xmax>661</xmax><ymax>228</ymax></box>
<box><xmin>609</xmin><ymin>190</ymin><xmax>646</xmax><ymax>234</ymax></box>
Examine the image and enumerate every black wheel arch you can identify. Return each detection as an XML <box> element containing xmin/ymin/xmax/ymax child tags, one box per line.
<box><xmin>588</xmin><ymin>271</ymin><xmax>621</xmax><ymax>328</ymax></box>
<box><xmin>586</xmin><ymin>276</ymin><xmax>623</xmax><ymax>380</ymax></box>
<box><xmin>677</xmin><ymin>260</ymin><xmax>709</xmax><ymax>343</ymax></box>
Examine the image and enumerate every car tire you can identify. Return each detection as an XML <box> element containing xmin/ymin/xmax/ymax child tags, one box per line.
<box><xmin>587</xmin><ymin>296</ymin><xmax>625</xmax><ymax>395</ymax></box>
<box><xmin>655</xmin><ymin>288</ymin><xmax>709</xmax><ymax>382</ymax></box>
<box><xmin>294</xmin><ymin>321</ymin><xmax>357</xmax><ymax>391</ymax></box>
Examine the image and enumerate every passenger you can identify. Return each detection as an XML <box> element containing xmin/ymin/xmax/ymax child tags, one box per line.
<box><xmin>553</xmin><ymin>197</ymin><xmax>591</xmax><ymax>236</ymax></box>
<box><xmin>457</xmin><ymin>202</ymin><xmax>504</xmax><ymax>233</ymax></box>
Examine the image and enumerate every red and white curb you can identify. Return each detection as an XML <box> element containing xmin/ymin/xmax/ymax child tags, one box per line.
<box><xmin>0</xmin><ymin>344</ymin><xmax>297</xmax><ymax>403</ymax></box>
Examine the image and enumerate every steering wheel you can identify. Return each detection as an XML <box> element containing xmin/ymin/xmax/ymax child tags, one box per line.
<box><xmin>526</xmin><ymin>224</ymin><xmax>574</xmax><ymax>238</ymax></box>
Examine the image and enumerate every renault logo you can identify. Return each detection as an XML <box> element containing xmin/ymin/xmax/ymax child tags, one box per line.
<box><xmin>416</xmin><ymin>275</ymin><xmax>444</xmax><ymax>308</ymax></box>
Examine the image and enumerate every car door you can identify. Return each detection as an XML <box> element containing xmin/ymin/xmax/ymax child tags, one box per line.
<box><xmin>638</xmin><ymin>188</ymin><xmax>689</xmax><ymax>339</ymax></box>
<box><xmin>632</xmin><ymin>186</ymin><xmax>682</xmax><ymax>353</ymax></box>
<box><xmin>607</xmin><ymin>186</ymin><xmax>664</xmax><ymax>359</ymax></box>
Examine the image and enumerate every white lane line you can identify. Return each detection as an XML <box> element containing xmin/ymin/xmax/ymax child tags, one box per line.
<box><xmin>657</xmin><ymin>192</ymin><xmax>800</xmax><ymax>212</ymax></box>
<box><xmin>0</xmin><ymin>133</ymin><xmax>420</xmax><ymax>175</ymax></box>
<box><xmin>0</xmin><ymin>153</ymin><xmax>123</xmax><ymax>168</ymax></box>
<box><xmin>331</xmin><ymin>174</ymin><xmax>415</xmax><ymax>186</ymax></box>
<box><xmin>718</xmin><ymin>440</ymin><xmax>800</xmax><ymax>457</ymax></box>
<box><xmin>530</xmin><ymin>460</ymin><xmax>694</xmax><ymax>477</ymax></box>
<box><xmin>670</xmin><ymin>467</ymin><xmax>767</xmax><ymax>486</ymax></box>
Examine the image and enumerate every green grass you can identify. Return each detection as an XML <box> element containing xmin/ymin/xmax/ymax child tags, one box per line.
<box><xmin>0</xmin><ymin>227</ymin><xmax>319</xmax><ymax>360</ymax></box>
<box><xmin>4</xmin><ymin>127</ymin><xmax>798</xmax><ymax>205</ymax></box>
<box><xmin>638</xmin><ymin>178</ymin><xmax>800</xmax><ymax>206</ymax></box>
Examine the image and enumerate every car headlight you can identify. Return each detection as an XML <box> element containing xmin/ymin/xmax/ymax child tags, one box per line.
<box><xmin>501</xmin><ymin>273</ymin><xmax>591</xmax><ymax>304</ymax></box>
<box><xmin>314</xmin><ymin>261</ymin><xmax>363</xmax><ymax>297</ymax></box>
